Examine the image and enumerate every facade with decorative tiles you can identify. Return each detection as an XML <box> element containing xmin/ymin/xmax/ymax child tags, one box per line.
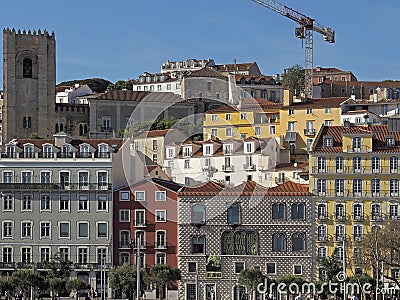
<box><xmin>177</xmin><ymin>180</ymin><xmax>315</xmax><ymax>300</ymax></box>
<box><xmin>310</xmin><ymin>123</ymin><xmax>400</xmax><ymax>279</ymax></box>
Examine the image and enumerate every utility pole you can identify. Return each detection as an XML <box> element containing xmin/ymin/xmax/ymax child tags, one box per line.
<box><xmin>137</xmin><ymin>236</ymin><xmax>141</xmax><ymax>300</ymax></box>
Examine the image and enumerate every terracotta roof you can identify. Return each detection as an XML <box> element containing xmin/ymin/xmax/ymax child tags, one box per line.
<box><xmin>345</xmin><ymin>98</ymin><xmax>400</xmax><ymax>105</ymax></box>
<box><xmin>315</xmin><ymin>80</ymin><xmax>400</xmax><ymax>88</ymax></box>
<box><xmin>126</xmin><ymin>178</ymin><xmax>183</xmax><ymax>193</ymax></box>
<box><xmin>14</xmin><ymin>138</ymin><xmax>124</xmax><ymax>150</ymax></box>
<box><xmin>207</xmin><ymin>99</ymin><xmax>281</xmax><ymax>114</ymax></box>
<box><xmin>85</xmin><ymin>90</ymin><xmax>184</xmax><ymax>103</ymax></box>
<box><xmin>178</xmin><ymin>180</ymin><xmax>311</xmax><ymax>197</ymax></box>
<box><xmin>184</xmin><ymin>67</ymin><xmax>227</xmax><ymax>80</ymax></box>
<box><xmin>215</xmin><ymin>62</ymin><xmax>256</xmax><ymax>72</ymax></box>
<box><xmin>284</xmin><ymin>97</ymin><xmax>348</xmax><ymax>109</ymax></box>
<box><xmin>179</xmin><ymin>181</ymin><xmax>225</xmax><ymax>196</ymax></box>
<box><xmin>275</xmin><ymin>162</ymin><xmax>308</xmax><ymax>171</ymax></box>
<box><xmin>313</xmin><ymin>124</ymin><xmax>400</xmax><ymax>153</ymax></box>
<box><xmin>235</xmin><ymin>74</ymin><xmax>278</xmax><ymax>84</ymax></box>
<box><xmin>134</xmin><ymin>129</ymin><xmax>177</xmax><ymax>139</ymax></box>
<box><xmin>313</xmin><ymin>67</ymin><xmax>346</xmax><ymax>73</ymax></box>
<box><xmin>266</xmin><ymin>181</ymin><xmax>311</xmax><ymax>196</ymax></box>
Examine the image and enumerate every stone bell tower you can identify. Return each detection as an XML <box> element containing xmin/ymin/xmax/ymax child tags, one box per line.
<box><xmin>2</xmin><ymin>28</ymin><xmax>56</xmax><ymax>142</ymax></box>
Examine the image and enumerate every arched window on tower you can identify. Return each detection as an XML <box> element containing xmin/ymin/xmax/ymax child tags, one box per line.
<box><xmin>23</xmin><ymin>58</ymin><xmax>33</xmax><ymax>78</ymax></box>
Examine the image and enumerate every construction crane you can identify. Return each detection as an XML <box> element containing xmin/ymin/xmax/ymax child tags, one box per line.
<box><xmin>250</xmin><ymin>0</ymin><xmax>335</xmax><ymax>98</ymax></box>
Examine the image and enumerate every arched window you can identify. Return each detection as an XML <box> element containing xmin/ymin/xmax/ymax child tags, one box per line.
<box><xmin>23</xmin><ymin>58</ymin><xmax>33</xmax><ymax>78</ymax></box>
<box><xmin>272</xmin><ymin>233</ymin><xmax>286</xmax><ymax>251</ymax></box>
<box><xmin>191</xmin><ymin>204</ymin><xmax>205</xmax><ymax>225</ymax></box>
<box><xmin>55</xmin><ymin>124</ymin><xmax>59</xmax><ymax>133</ymax></box>
<box><xmin>272</xmin><ymin>203</ymin><xmax>285</xmax><ymax>219</ymax></box>
<box><xmin>291</xmin><ymin>203</ymin><xmax>305</xmax><ymax>220</ymax></box>
<box><xmin>292</xmin><ymin>233</ymin><xmax>305</xmax><ymax>251</ymax></box>
<box><xmin>335</xmin><ymin>156</ymin><xmax>344</xmax><ymax>172</ymax></box>
<box><xmin>227</xmin><ymin>203</ymin><xmax>241</xmax><ymax>225</ymax></box>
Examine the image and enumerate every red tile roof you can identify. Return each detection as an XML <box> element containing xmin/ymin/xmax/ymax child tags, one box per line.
<box><xmin>207</xmin><ymin>99</ymin><xmax>281</xmax><ymax>114</ymax></box>
<box><xmin>267</xmin><ymin>181</ymin><xmax>310</xmax><ymax>196</ymax></box>
<box><xmin>215</xmin><ymin>62</ymin><xmax>256</xmax><ymax>72</ymax></box>
<box><xmin>134</xmin><ymin>129</ymin><xmax>178</xmax><ymax>139</ymax></box>
<box><xmin>85</xmin><ymin>90</ymin><xmax>184</xmax><ymax>103</ymax></box>
<box><xmin>184</xmin><ymin>67</ymin><xmax>227</xmax><ymax>80</ymax></box>
<box><xmin>284</xmin><ymin>97</ymin><xmax>348</xmax><ymax>109</ymax></box>
<box><xmin>313</xmin><ymin>124</ymin><xmax>400</xmax><ymax>153</ymax></box>
<box><xmin>179</xmin><ymin>181</ymin><xmax>225</xmax><ymax>196</ymax></box>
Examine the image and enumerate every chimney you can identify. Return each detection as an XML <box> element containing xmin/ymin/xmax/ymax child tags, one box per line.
<box><xmin>283</xmin><ymin>89</ymin><xmax>294</xmax><ymax>107</ymax></box>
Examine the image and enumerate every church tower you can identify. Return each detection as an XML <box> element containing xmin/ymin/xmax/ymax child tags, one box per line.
<box><xmin>2</xmin><ymin>28</ymin><xmax>56</xmax><ymax>142</ymax></box>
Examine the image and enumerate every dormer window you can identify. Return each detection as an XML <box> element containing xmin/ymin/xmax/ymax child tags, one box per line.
<box><xmin>98</xmin><ymin>144</ymin><xmax>108</xmax><ymax>158</ymax></box>
<box><xmin>244</xmin><ymin>142</ymin><xmax>254</xmax><ymax>153</ymax></box>
<box><xmin>43</xmin><ymin>145</ymin><xmax>53</xmax><ymax>158</ymax></box>
<box><xmin>386</xmin><ymin>137</ymin><xmax>395</xmax><ymax>147</ymax></box>
<box><xmin>352</xmin><ymin>137</ymin><xmax>362</xmax><ymax>152</ymax></box>
<box><xmin>61</xmin><ymin>144</ymin><xmax>71</xmax><ymax>158</ymax></box>
<box><xmin>204</xmin><ymin>144</ymin><xmax>213</xmax><ymax>156</ymax></box>
<box><xmin>224</xmin><ymin>144</ymin><xmax>233</xmax><ymax>155</ymax></box>
<box><xmin>6</xmin><ymin>145</ymin><xmax>15</xmax><ymax>158</ymax></box>
<box><xmin>323</xmin><ymin>136</ymin><xmax>333</xmax><ymax>147</ymax></box>
<box><xmin>183</xmin><ymin>146</ymin><xmax>192</xmax><ymax>157</ymax></box>
<box><xmin>24</xmin><ymin>145</ymin><xmax>34</xmax><ymax>158</ymax></box>
<box><xmin>166</xmin><ymin>147</ymin><xmax>176</xmax><ymax>159</ymax></box>
<box><xmin>240</xmin><ymin>78</ymin><xmax>246</xmax><ymax>84</ymax></box>
<box><xmin>80</xmin><ymin>144</ymin><xmax>90</xmax><ymax>158</ymax></box>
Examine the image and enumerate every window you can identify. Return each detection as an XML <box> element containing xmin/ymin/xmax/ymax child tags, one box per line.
<box><xmin>353</xmin><ymin>179</ymin><xmax>362</xmax><ymax>196</ymax></box>
<box><xmin>317</xmin><ymin>204</ymin><xmax>327</xmax><ymax>220</ymax></box>
<box><xmin>78</xmin><ymin>222</ymin><xmax>89</xmax><ymax>238</ymax></box>
<box><xmin>40</xmin><ymin>222</ymin><xmax>51</xmax><ymax>238</ymax></box>
<box><xmin>244</xmin><ymin>142</ymin><xmax>254</xmax><ymax>153</ymax></box>
<box><xmin>272</xmin><ymin>233</ymin><xmax>286</xmax><ymax>251</ymax></box>
<box><xmin>191</xmin><ymin>236</ymin><xmax>205</xmax><ymax>254</ymax></box>
<box><xmin>59</xmin><ymin>222</ymin><xmax>70</xmax><ymax>238</ymax></box>
<box><xmin>183</xmin><ymin>147</ymin><xmax>192</xmax><ymax>157</ymax></box>
<box><xmin>233</xmin><ymin>286</ymin><xmax>246</xmax><ymax>300</ymax></box>
<box><xmin>255</xmin><ymin>126</ymin><xmax>261</xmax><ymax>136</ymax></box>
<box><xmin>97</xmin><ymin>223</ymin><xmax>107</xmax><ymax>238</ymax></box>
<box><xmin>211</xmin><ymin>128</ymin><xmax>218</xmax><ymax>137</ymax></box>
<box><xmin>306</xmin><ymin>108</ymin><xmax>313</xmax><ymax>114</ymax></box>
<box><xmin>78</xmin><ymin>171</ymin><xmax>89</xmax><ymax>189</ymax></box>
<box><xmin>235</xmin><ymin>262</ymin><xmax>245</xmax><ymax>273</ymax></box>
<box><xmin>317</xmin><ymin>156</ymin><xmax>326</xmax><ymax>172</ymax></box>
<box><xmin>390</xmin><ymin>156</ymin><xmax>398</xmax><ymax>173</ymax></box>
<box><xmin>211</xmin><ymin>114</ymin><xmax>218</xmax><ymax>122</ymax></box>
<box><xmin>371</xmin><ymin>203</ymin><xmax>381</xmax><ymax>220</ymax></box>
<box><xmin>272</xmin><ymin>203</ymin><xmax>285</xmax><ymax>219</ymax></box>
<box><xmin>335</xmin><ymin>156</ymin><xmax>344</xmax><ymax>173</ymax></box>
<box><xmin>370</xmin><ymin>178</ymin><xmax>381</xmax><ymax>196</ymax></box>
<box><xmin>288</xmin><ymin>122</ymin><xmax>295</xmax><ymax>131</ymax></box>
<box><xmin>59</xmin><ymin>247</ymin><xmax>70</xmax><ymax>261</ymax></box>
<box><xmin>60</xmin><ymin>171</ymin><xmax>70</xmax><ymax>189</ymax></box>
<box><xmin>389</xmin><ymin>204</ymin><xmax>398</xmax><ymax>219</ymax></box>
<box><xmin>317</xmin><ymin>179</ymin><xmax>327</xmax><ymax>195</ymax></box>
<box><xmin>120</xmin><ymin>191</ymin><xmax>130</xmax><ymax>201</ymax></box>
<box><xmin>225</xmin><ymin>114</ymin><xmax>231</xmax><ymax>121</ymax></box>
<box><xmin>353</xmin><ymin>203</ymin><xmax>363</xmax><ymax>220</ymax></box>
<box><xmin>294</xmin><ymin>265</ymin><xmax>302</xmax><ymax>275</ymax></box>
<box><xmin>2</xmin><ymin>221</ymin><xmax>13</xmax><ymax>238</ymax></box>
<box><xmin>186</xmin><ymin>284</ymin><xmax>197</xmax><ymax>300</ymax></box>
<box><xmin>23</xmin><ymin>58</ymin><xmax>32</xmax><ymax>78</ymax></box>
<box><xmin>166</xmin><ymin>148</ymin><xmax>175</xmax><ymax>159</ymax></box>
<box><xmin>318</xmin><ymin>247</ymin><xmax>327</xmax><ymax>259</ymax></box>
<box><xmin>156</xmin><ymin>210</ymin><xmax>166</xmax><ymax>222</ymax></box>
<box><xmin>21</xmin><ymin>247</ymin><xmax>31</xmax><ymax>264</ymax></box>
<box><xmin>324</xmin><ymin>120</ymin><xmax>333</xmax><ymax>126</ymax></box>
<box><xmin>325</xmin><ymin>107</ymin><xmax>332</xmax><ymax>113</ymax></box>
<box><xmin>204</xmin><ymin>145</ymin><xmax>212</xmax><ymax>155</ymax></box>
<box><xmin>3</xmin><ymin>171</ymin><xmax>13</xmax><ymax>183</ymax></box>
<box><xmin>191</xmin><ymin>204</ymin><xmax>205</xmax><ymax>225</ymax></box>
<box><xmin>97</xmin><ymin>194</ymin><xmax>107</xmax><ymax>211</ymax></box>
<box><xmin>78</xmin><ymin>247</ymin><xmax>88</xmax><ymax>265</ymax></box>
<box><xmin>324</xmin><ymin>137</ymin><xmax>332</xmax><ymax>147</ymax></box>
<box><xmin>3</xmin><ymin>194</ymin><xmax>13</xmax><ymax>211</ymax></box>
<box><xmin>240</xmin><ymin>113</ymin><xmax>247</xmax><ymax>119</ymax></box>
<box><xmin>60</xmin><ymin>195</ymin><xmax>70</xmax><ymax>211</ymax></box>
<box><xmin>387</xmin><ymin>137</ymin><xmax>395</xmax><ymax>147</ymax></box>
<box><xmin>353</xmin><ymin>156</ymin><xmax>362</xmax><ymax>172</ymax></box>
<box><xmin>22</xmin><ymin>116</ymin><xmax>32</xmax><ymax>128</ymax></box>
<box><xmin>120</xmin><ymin>231</ymin><xmax>130</xmax><ymax>248</ymax></box>
<box><xmin>155</xmin><ymin>191</ymin><xmax>166</xmax><ymax>201</ymax></box>
<box><xmin>78</xmin><ymin>195</ymin><xmax>89</xmax><ymax>211</ymax></box>
<box><xmin>135</xmin><ymin>191</ymin><xmax>145</xmax><ymax>201</ymax></box>
<box><xmin>40</xmin><ymin>248</ymin><xmax>51</xmax><ymax>262</ymax></box>
<box><xmin>335</xmin><ymin>179</ymin><xmax>345</xmax><ymax>196</ymax></box>
<box><xmin>156</xmin><ymin>231</ymin><xmax>166</xmax><ymax>248</ymax></box>
<box><xmin>227</xmin><ymin>203</ymin><xmax>241</xmax><ymax>225</ymax></box>
<box><xmin>317</xmin><ymin>225</ymin><xmax>327</xmax><ymax>241</ymax></box>
<box><xmin>270</xmin><ymin>126</ymin><xmax>276</xmax><ymax>135</ymax></box>
<box><xmin>156</xmin><ymin>252</ymin><xmax>166</xmax><ymax>265</ymax></box>
<box><xmin>266</xmin><ymin>263</ymin><xmax>276</xmax><ymax>274</ymax></box>
<box><xmin>41</xmin><ymin>171</ymin><xmax>51</xmax><ymax>184</ymax></box>
<box><xmin>292</xmin><ymin>233</ymin><xmax>305</xmax><ymax>251</ymax></box>
<box><xmin>335</xmin><ymin>203</ymin><xmax>345</xmax><ymax>220</ymax></box>
<box><xmin>21</xmin><ymin>171</ymin><xmax>32</xmax><ymax>184</ymax></box>
<box><xmin>291</xmin><ymin>203</ymin><xmax>305</xmax><ymax>220</ymax></box>
<box><xmin>21</xmin><ymin>221</ymin><xmax>32</xmax><ymax>238</ymax></box>
<box><xmin>120</xmin><ymin>209</ymin><xmax>130</xmax><ymax>222</ymax></box>
<box><xmin>22</xmin><ymin>195</ymin><xmax>32</xmax><ymax>211</ymax></box>
<box><xmin>288</xmin><ymin>109</ymin><xmax>294</xmax><ymax>116</ymax></box>
<box><xmin>225</xmin><ymin>127</ymin><xmax>232</xmax><ymax>137</ymax></box>
<box><xmin>371</xmin><ymin>156</ymin><xmax>381</xmax><ymax>173</ymax></box>
<box><xmin>2</xmin><ymin>247</ymin><xmax>12</xmax><ymax>263</ymax></box>
<box><xmin>135</xmin><ymin>210</ymin><xmax>146</xmax><ymax>227</ymax></box>
<box><xmin>353</xmin><ymin>225</ymin><xmax>363</xmax><ymax>241</ymax></box>
<box><xmin>188</xmin><ymin>262</ymin><xmax>197</xmax><ymax>273</ymax></box>
<box><xmin>352</xmin><ymin>137</ymin><xmax>362</xmax><ymax>151</ymax></box>
<box><xmin>97</xmin><ymin>171</ymin><xmax>108</xmax><ymax>189</ymax></box>
<box><xmin>135</xmin><ymin>231</ymin><xmax>146</xmax><ymax>248</ymax></box>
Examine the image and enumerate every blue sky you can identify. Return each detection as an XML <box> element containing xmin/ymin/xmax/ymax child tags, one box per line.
<box><xmin>1</xmin><ymin>0</ymin><xmax>399</xmax><ymax>86</ymax></box>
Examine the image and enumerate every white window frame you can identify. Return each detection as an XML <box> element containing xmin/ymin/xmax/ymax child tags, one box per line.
<box><xmin>40</xmin><ymin>221</ymin><xmax>51</xmax><ymax>239</ymax></box>
<box><xmin>155</xmin><ymin>191</ymin><xmax>166</xmax><ymax>201</ymax></box>
<box><xmin>156</xmin><ymin>210</ymin><xmax>167</xmax><ymax>222</ymax></box>
<box><xmin>120</xmin><ymin>191</ymin><xmax>130</xmax><ymax>201</ymax></box>
<box><xmin>97</xmin><ymin>222</ymin><xmax>108</xmax><ymax>239</ymax></box>
<box><xmin>77</xmin><ymin>221</ymin><xmax>89</xmax><ymax>239</ymax></box>
<box><xmin>119</xmin><ymin>209</ymin><xmax>131</xmax><ymax>222</ymax></box>
<box><xmin>135</xmin><ymin>191</ymin><xmax>145</xmax><ymax>201</ymax></box>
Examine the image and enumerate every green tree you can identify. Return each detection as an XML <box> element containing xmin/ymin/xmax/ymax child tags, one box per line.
<box><xmin>0</xmin><ymin>277</ymin><xmax>14</xmax><ymax>296</ymax></box>
<box><xmin>66</xmin><ymin>278</ymin><xmax>89</xmax><ymax>299</ymax></box>
<box><xmin>282</xmin><ymin>64</ymin><xmax>305</xmax><ymax>96</ymax></box>
<box><xmin>109</xmin><ymin>263</ymin><xmax>149</xmax><ymax>300</ymax></box>
<box><xmin>43</xmin><ymin>255</ymin><xmax>73</xmax><ymax>300</ymax></box>
<box><xmin>57</xmin><ymin>78</ymin><xmax>112</xmax><ymax>93</ymax></box>
<box><xmin>27</xmin><ymin>132</ymin><xmax>43</xmax><ymax>139</ymax></box>
<box><xmin>238</xmin><ymin>268</ymin><xmax>265</xmax><ymax>300</ymax></box>
<box><xmin>11</xmin><ymin>269</ymin><xmax>42</xmax><ymax>299</ymax></box>
<box><xmin>150</xmin><ymin>264</ymin><xmax>181</xmax><ymax>300</ymax></box>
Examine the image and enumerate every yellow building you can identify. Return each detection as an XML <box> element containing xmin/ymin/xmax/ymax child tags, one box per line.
<box><xmin>310</xmin><ymin>123</ymin><xmax>400</xmax><ymax>278</ymax></box>
<box><xmin>280</xmin><ymin>93</ymin><xmax>347</xmax><ymax>162</ymax></box>
<box><xmin>203</xmin><ymin>98</ymin><xmax>281</xmax><ymax>140</ymax></box>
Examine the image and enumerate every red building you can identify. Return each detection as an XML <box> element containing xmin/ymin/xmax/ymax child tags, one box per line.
<box><xmin>113</xmin><ymin>178</ymin><xmax>182</xmax><ymax>270</ymax></box>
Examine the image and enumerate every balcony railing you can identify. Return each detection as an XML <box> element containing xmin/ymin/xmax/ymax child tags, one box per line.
<box><xmin>335</xmin><ymin>214</ymin><xmax>346</xmax><ymax>221</ymax></box>
<box><xmin>317</xmin><ymin>213</ymin><xmax>327</xmax><ymax>221</ymax></box>
<box><xmin>222</xmin><ymin>165</ymin><xmax>234</xmax><ymax>172</ymax></box>
<box><xmin>0</xmin><ymin>151</ymin><xmax>111</xmax><ymax>159</ymax></box>
<box><xmin>134</xmin><ymin>221</ymin><xmax>147</xmax><ymax>228</ymax></box>
<box><xmin>0</xmin><ymin>182</ymin><xmax>112</xmax><ymax>191</ymax></box>
<box><xmin>345</xmin><ymin>145</ymin><xmax>372</xmax><ymax>153</ymax></box>
<box><xmin>335</xmin><ymin>234</ymin><xmax>345</xmax><ymax>241</ymax></box>
<box><xmin>118</xmin><ymin>242</ymin><xmax>131</xmax><ymax>249</ymax></box>
<box><xmin>243</xmin><ymin>164</ymin><xmax>256</xmax><ymax>171</ymax></box>
<box><xmin>353</xmin><ymin>236</ymin><xmax>363</xmax><ymax>242</ymax></box>
<box><xmin>311</xmin><ymin>166</ymin><xmax>399</xmax><ymax>174</ymax></box>
<box><xmin>317</xmin><ymin>235</ymin><xmax>327</xmax><ymax>242</ymax></box>
<box><xmin>304</xmin><ymin>129</ymin><xmax>316</xmax><ymax>136</ymax></box>
<box><xmin>312</xmin><ymin>189</ymin><xmax>400</xmax><ymax>198</ymax></box>
<box><xmin>154</xmin><ymin>242</ymin><xmax>167</xmax><ymax>249</ymax></box>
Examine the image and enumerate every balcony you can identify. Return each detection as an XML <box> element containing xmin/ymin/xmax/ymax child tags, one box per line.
<box><xmin>353</xmin><ymin>214</ymin><xmax>364</xmax><ymax>221</ymax></box>
<box><xmin>312</xmin><ymin>189</ymin><xmax>400</xmax><ymax>198</ymax></box>
<box><xmin>335</xmin><ymin>214</ymin><xmax>346</xmax><ymax>221</ymax></box>
<box><xmin>243</xmin><ymin>164</ymin><xmax>256</xmax><ymax>171</ymax></box>
<box><xmin>304</xmin><ymin>129</ymin><xmax>316</xmax><ymax>136</ymax></box>
<box><xmin>317</xmin><ymin>235</ymin><xmax>327</xmax><ymax>242</ymax></box>
<box><xmin>317</xmin><ymin>213</ymin><xmax>327</xmax><ymax>221</ymax></box>
<box><xmin>222</xmin><ymin>165</ymin><xmax>234</xmax><ymax>172</ymax></box>
<box><xmin>345</xmin><ymin>145</ymin><xmax>372</xmax><ymax>153</ymax></box>
<box><xmin>118</xmin><ymin>242</ymin><xmax>131</xmax><ymax>249</ymax></box>
<box><xmin>0</xmin><ymin>151</ymin><xmax>111</xmax><ymax>159</ymax></box>
<box><xmin>154</xmin><ymin>242</ymin><xmax>167</xmax><ymax>250</ymax></box>
<box><xmin>353</xmin><ymin>236</ymin><xmax>363</xmax><ymax>242</ymax></box>
<box><xmin>0</xmin><ymin>182</ymin><xmax>112</xmax><ymax>191</ymax></box>
<box><xmin>335</xmin><ymin>234</ymin><xmax>345</xmax><ymax>242</ymax></box>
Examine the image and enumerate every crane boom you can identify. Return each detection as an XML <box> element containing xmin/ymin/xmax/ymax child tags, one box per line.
<box><xmin>250</xmin><ymin>0</ymin><xmax>335</xmax><ymax>98</ymax></box>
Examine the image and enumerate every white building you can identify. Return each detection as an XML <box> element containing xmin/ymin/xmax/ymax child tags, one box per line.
<box><xmin>163</xmin><ymin>137</ymin><xmax>282</xmax><ymax>187</ymax></box>
<box><xmin>132</xmin><ymin>72</ymin><xmax>182</xmax><ymax>95</ymax></box>
<box><xmin>56</xmin><ymin>84</ymin><xmax>94</xmax><ymax>104</ymax></box>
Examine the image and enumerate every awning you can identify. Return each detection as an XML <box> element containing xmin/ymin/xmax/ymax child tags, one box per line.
<box><xmin>285</xmin><ymin>132</ymin><xmax>297</xmax><ymax>142</ymax></box>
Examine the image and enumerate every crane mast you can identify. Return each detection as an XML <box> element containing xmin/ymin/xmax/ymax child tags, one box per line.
<box><xmin>250</xmin><ymin>0</ymin><xmax>335</xmax><ymax>98</ymax></box>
